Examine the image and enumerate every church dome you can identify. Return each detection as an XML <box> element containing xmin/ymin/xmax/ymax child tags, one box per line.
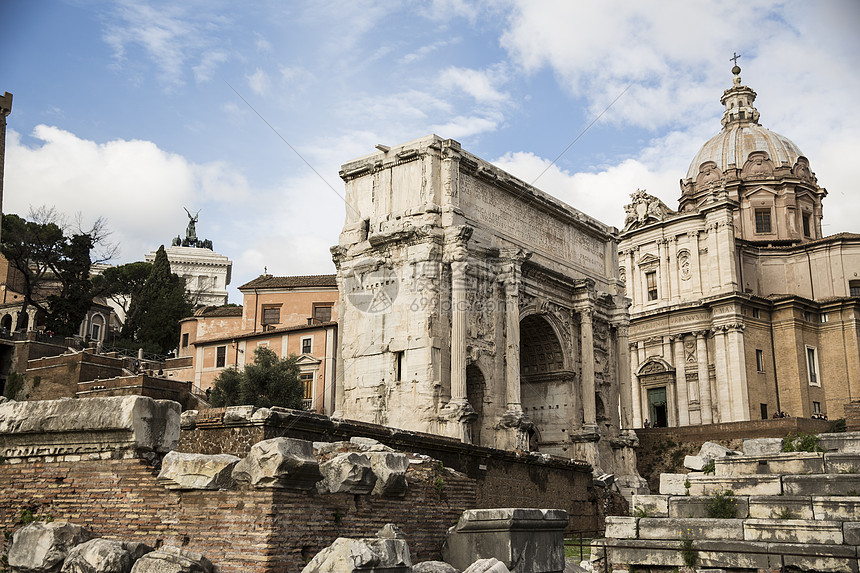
<box><xmin>685</xmin><ymin>65</ymin><xmax>805</xmax><ymax>181</ymax></box>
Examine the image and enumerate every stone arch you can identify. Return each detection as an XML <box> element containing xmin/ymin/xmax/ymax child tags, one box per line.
<box><xmin>1</xmin><ymin>314</ymin><xmax>12</xmax><ymax>333</ymax></box>
<box><xmin>90</xmin><ymin>313</ymin><xmax>105</xmax><ymax>341</ymax></box>
<box><xmin>18</xmin><ymin>311</ymin><xmax>29</xmax><ymax>331</ymax></box>
<box><xmin>519</xmin><ymin>314</ymin><xmax>572</xmax><ymax>456</ymax></box>
<box><xmin>466</xmin><ymin>363</ymin><xmax>486</xmax><ymax>446</ymax></box>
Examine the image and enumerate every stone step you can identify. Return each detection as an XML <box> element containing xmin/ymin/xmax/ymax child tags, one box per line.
<box><xmin>784</xmin><ymin>473</ymin><xmax>860</xmax><ymax>496</ymax></box>
<box><xmin>814</xmin><ymin>496</ymin><xmax>860</xmax><ymax>521</ymax></box>
<box><xmin>748</xmin><ymin>495</ymin><xmax>814</xmax><ymax>519</ymax></box>
<box><xmin>667</xmin><ymin>495</ymin><xmax>749</xmax><ymax>519</ymax></box>
<box><xmin>687</xmin><ymin>474</ymin><xmax>782</xmax><ymax>496</ymax></box>
<box><xmin>826</xmin><ymin>452</ymin><xmax>860</xmax><ymax>473</ymax></box>
<box><xmin>744</xmin><ymin>518</ymin><xmax>844</xmax><ymax>544</ymax></box>
<box><xmin>820</xmin><ymin>432</ymin><xmax>860</xmax><ymax>453</ymax></box>
<box><xmin>638</xmin><ymin>517</ymin><xmax>744</xmax><ymax>541</ymax></box>
<box><xmin>714</xmin><ymin>451</ymin><xmax>824</xmax><ymax>476</ymax></box>
<box><xmin>593</xmin><ymin>538</ymin><xmax>858</xmax><ymax>572</ymax></box>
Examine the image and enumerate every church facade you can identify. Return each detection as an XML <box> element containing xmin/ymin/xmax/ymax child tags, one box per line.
<box><xmin>332</xmin><ymin>135</ymin><xmax>639</xmax><ymax>479</ymax></box>
<box><xmin>619</xmin><ymin>65</ymin><xmax>860</xmax><ymax>427</ymax></box>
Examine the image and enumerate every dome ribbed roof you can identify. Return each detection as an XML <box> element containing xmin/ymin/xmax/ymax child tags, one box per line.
<box><xmin>685</xmin><ymin>66</ymin><xmax>804</xmax><ymax>180</ymax></box>
<box><xmin>685</xmin><ymin>124</ymin><xmax>804</xmax><ymax>180</ymax></box>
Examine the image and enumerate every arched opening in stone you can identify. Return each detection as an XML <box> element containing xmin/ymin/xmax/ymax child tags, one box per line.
<box><xmin>519</xmin><ymin>314</ymin><xmax>570</xmax><ymax>455</ymax></box>
<box><xmin>466</xmin><ymin>363</ymin><xmax>485</xmax><ymax>445</ymax></box>
<box><xmin>1</xmin><ymin>314</ymin><xmax>12</xmax><ymax>333</ymax></box>
<box><xmin>18</xmin><ymin>312</ymin><xmax>29</xmax><ymax>332</ymax></box>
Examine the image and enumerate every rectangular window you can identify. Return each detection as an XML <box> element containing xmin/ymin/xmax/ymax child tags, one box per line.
<box><xmin>807</xmin><ymin>346</ymin><xmax>820</xmax><ymax>387</ymax></box>
<box><xmin>646</xmin><ymin>271</ymin><xmax>658</xmax><ymax>301</ymax></box>
<box><xmin>813</xmin><ymin>401</ymin><xmax>821</xmax><ymax>414</ymax></box>
<box><xmin>755</xmin><ymin>208</ymin><xmax>772</xmax><ymax>233</ymax></box>
<box><xmin>820</xmin><ymin>313</ymin><xmax>829</xmax><ymax>323</ymax></box>
<box><xmin>804</xmin><ymin>311</ymin><xmax>815</xmax><ymax>322</ymax></box>
<box><xmin>850</xmin><ymin>280</ymin><xmax>860</xmax><ymax>297</ymax></box>
<box><xmin>313</xmin><ymin>304</ymin><xmax>333</xmax><ymax>323</ymax></box>
<box><xmin>300</xmin><ymin>372</ymin><xmax>314</xmax><ymax>410</ymax></box>
<box><xmin>261</xmin><ymin>306</ymin><xmax>280</xmax><ymax>326</ymax></box>
<box><xmin>756</xmin><ymin>349</ymin><xmax>765</xmax><ymax>372</ymax></box>
<box><xmin>802</xmin><ymin>213</ymin><xmax>812</xmax><ymax>237</ymax></box>
<box><xmin>760</xmin><ymin>403</ymin><xmax>768</xmax><ymax>420</ymax></box>
<box><xmin>752</xmin><ymin>308</ymin><xmax>760</xmax><ymax>319</ymax></box>
<box><xmin>182</xmin><ymin>333</ymin><xmax>189</xmax><ymax>348</ymax></box>
<box><xmin>394</xmin><ymin>351</ymin><xmax>403</xmax><ymax>382</ymax></box>
<box><xmin>301</xmin><ymin>337</ymin><xmax>312</xmax><ymax>354</ymax></box>
<box><xmin>216</xmin><ymin>346</ymin><xmax>226</xmax><ymax>368</ymax></box>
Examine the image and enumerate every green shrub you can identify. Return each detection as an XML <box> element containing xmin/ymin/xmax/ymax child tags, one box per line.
<box><xmin>679</xmin><ymin>533</ymin><xmax>698</xmax><ymax>567</ymax></box>
<box><xmin>775</xmin><ymin>507</ymin><xmax>796</xmax><ymax>520</ymax></box>
<box><xmin>702</xmin><ymin>460</ymin><xmax>715</xmax><ymax>475</ymax></box>
<box><xmin>782</xmin><ymin>432</ymin><xmax>823</xmax><ymax>453</ymax></box>
<box><xmin>705</xmin><ymin>490</ymin><xmax>737</xmax><ymax>518</ymax></box>
<box><xmin>3</xmin><ymin>372</ymin><xmax>25</xmax><ymax>400</ymax></box>
<box><xmin>830</xmin><ymin>418</ymin><xmax>847</xmax><ymax>433</ymax></box>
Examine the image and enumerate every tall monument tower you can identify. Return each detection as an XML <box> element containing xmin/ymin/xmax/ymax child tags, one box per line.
<box><xmin>0</xmin><ymin>92</ymin><xmax>12</xmax><ymax>240</ymax></box>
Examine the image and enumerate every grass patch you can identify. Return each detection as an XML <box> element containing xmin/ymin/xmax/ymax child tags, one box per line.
<box><xmin>782</xmin><ymin>432</ymin><xmax>823</xmax><ymax>453</ymax></box>
<box><xmin>705</xmin><ymin>490</ymin><xmax>737</xmax><ymax>518</ymax></box>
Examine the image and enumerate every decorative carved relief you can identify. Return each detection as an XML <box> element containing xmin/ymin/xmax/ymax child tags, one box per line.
<box><xmin>696</xmin><ymin>160</ymin><xmax>721</xmax><ymax>188</ymax></box>
<box><xmin>623</xmin><ymin>189</ymin><xmax>676</xmax><ymax>231</ymax></box>
<box><xmin>677</xmin><ymin>249</ymin><xmax>692</xmax><ymax>281</ymax></box>
<box><xmin>793</xmin><ymin>156</ymin><xmax>815</xmax><ymax>183</ymax></box>
<box><xmin>742</xmin><ymin>151</ymin><xmax>774</xmax><ymax>178</ymax></box>
<box><xmin>684</xmin><ymin>339</ymin><xmax>696</xmax><ymax>364</ymax></box>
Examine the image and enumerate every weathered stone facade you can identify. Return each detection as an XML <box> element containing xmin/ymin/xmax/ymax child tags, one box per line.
<box><xmin>619</xmin><ymin>65</ymin><xmax>860</xmax><ymax>426</ymax></box>
<box><xmin>332</xmin><ymin>135</ymin><xmax>635</xmax><ymax>478</ymax></box>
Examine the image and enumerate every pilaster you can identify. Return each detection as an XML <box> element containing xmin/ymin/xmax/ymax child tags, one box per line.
<box><xmin>673</xmin><ymin>335</ymin><xmax>689</xmax><ymax>426</ymax></box>
<box><xmin>695</xmin><ymin>330</ymin><xmax>713</xmax><ymax>424</ymax></box>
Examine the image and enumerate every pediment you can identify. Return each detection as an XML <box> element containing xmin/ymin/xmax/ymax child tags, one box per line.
<box><xmin>636</xmin><ymin>356</ymin><xmax>675</xmax><ymax>376</ymax></box>
<box><xmin>742</xmin><ymin>186</ymin><xmax>777</xmax><ymax>199</ymax></box>
<box><xmin>637</xmin><ymin>253</ymin><xmax>660</xmax><ymax>268</ymax></box>
<box><xmin>296</xmin><ymin>353</ymin><xmax>321</xmax><ymax>365</ymax></box>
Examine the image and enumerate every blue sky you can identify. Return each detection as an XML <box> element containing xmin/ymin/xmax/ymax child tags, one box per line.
<box><xmin>3</xmin><ymin>1</ymin><xmax>859</xmax><ymax>303</ymax></box>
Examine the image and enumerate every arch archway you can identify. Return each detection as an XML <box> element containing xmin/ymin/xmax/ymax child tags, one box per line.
<box><xmin>466</xmin><ymin>364</ymin><xmax>485</xmax><ymax>445</ymax></box>
<box><xmin>1</xmin><ymin>314</ymin><xmax>12</xmax><ymax>334</ymax></box>
<box><xmin>519</xmin><ymin>314</ymin><xmax>570</xmax><ymax>454</ymax></box>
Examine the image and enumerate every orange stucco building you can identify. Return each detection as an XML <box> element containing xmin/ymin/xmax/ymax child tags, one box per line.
<box><xmin>176</xmin><ymin>274</ymin><xmax>338</xmax><ymax>413</ymax></box>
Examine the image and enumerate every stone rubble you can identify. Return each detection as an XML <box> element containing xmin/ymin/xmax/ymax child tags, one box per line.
<box><xmin>462</xmin><ymin>558</ymin><xmax>511</xmax><ymax>573</ymax></box>
<box><xmin>301</xmin><ymin>524</ymin><xmax>412</xmax><ymax>573</ymax></box>
<box><xmin>130</xmin><ymin>546</ymin><xmax>212</xmax><ymax>573</ymax></box>
<box><xmin>316</xmin><ymin>452</ymin><xmax>377</xmax><ymax>494</ymax></box>
<box><xmin>61</xmin><ymin>538</ymin><xmax>152</xmax><ymax>573</ymax></box>
<box><xmin>231</xmin><ymin>437</ymin><xmax>323</xmax><ymax>490</ymax></box>
<box><xmin>8</xmin><ymin>521</ymin><xmax>92</xmax><ymax>573</ymax></box>
<box><xmin>156</xmin><ymin>451</ymin><xmax>240</xmax><ymax>490</ymax></box>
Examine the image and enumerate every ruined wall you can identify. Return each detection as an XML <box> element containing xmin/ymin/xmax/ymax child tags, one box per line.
<box><xmin>0</xmin><ymin>451</ymin><xmax>473</xmax><ymax>572</ymax></box>
<box><xmin>16</xmin><ymin>351</ymin><xmax>124</xmax><ymax>401</ymax></box>
<box><xmin>176</xmin><ymin>406</ymin><xmax>598</xmax><ymax>533</ymax></box>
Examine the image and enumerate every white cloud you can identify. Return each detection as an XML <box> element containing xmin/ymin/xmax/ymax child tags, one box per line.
<box><xmin>439</xmin><ymin>65</ymin><xmax>510</xmax><ymax>104</ymax></box>
<box><xmin>431</xmin><ymin>113</ymin><xmax>504</xmax><ymax>140</ymax></box>
<box><xmin>246</xmin><ymin>68</ymin><xmax>271</xmax><ymax>96</ymax></box>
<box><xmin>4</xmin><ymin>126</ymin><xmax>249</xmax><ymax>264</ymax></box>
<box><xmin>193</xmin><ymin>50</ymin><xmax>229</xmax><ymax>83</ymax></box>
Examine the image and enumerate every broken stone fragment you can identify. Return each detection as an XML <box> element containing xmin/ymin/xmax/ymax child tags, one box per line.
<box><xmin>129</xmin><ymin>546</ymin><xmax>212</xmax><ymax>573</ymax></box>
<box><xmin>683</xmin><ymin>454</ymin><xmax>708</xmax><ymax>471</ymax></box>
<box><xmin>350</xmin><ymin>436</ymin><xmax>395</xmax><ymax>452</ymax></box>
<box><xmin>317</xmin><ymin>452</ymin><xmax>377</xmax><ymax>494</ymax></box>
<box><xmin>157</xmin><ymin>451</ymin><xmax>240</xmax><ymax>490</ymax></box>
<box><xmin>8</xmin><ymin>521</ymin><xmax>93</xmax><ymax>573</ymax></box>
<box><xmin>742</xmin><ymin>437</ymin><xmax>784</xmax><ymax>456</ymax></box>
<box><xmin>413</xmin><ymin>562</ymin><xmax>460</xmax><ymax>573</ymax></box>
<box><xmin>367</xmin><ymin>452</ymin><xmax>410</xmax><ymax>496</ymax></box>
<box><xmin>697</xmin><ymin>441</ymin><xmax>733</xmax><ymax>460</ymax></box>
<box><xmin>463</xmin><ymin>558</ymin><xmax>511</xmax><ymax>573</ymax></box>
<box><xmin>222</xmin><ymin>405</ymin><xmax>255</xmax><ymax>424</ymax></box>
<box><xmin>232</xmin><ymin>437</ymin><xmax>322</xmax><ymax>490</ymax></box>
<box><xmin>61</xmin><ymin>538</ymin><xmax>152</xmax><ymax>573</ymax></box>
<box><xmin>301</xmin><ymin>527</ymin><xmax>411</xmax><ymax>573</ymax></box>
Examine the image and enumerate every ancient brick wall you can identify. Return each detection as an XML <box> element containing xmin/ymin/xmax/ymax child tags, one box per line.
<box><xmin>0</xmin><ymin>454</ymin><xmax>475</xmax><ymax>572</ymax></box>
<box><xmin>22</xmin><ymin>351</ymin><xmax>125</xmax><ymax>401</ymax></box>
<box><xmin>844</xmin><ymin>400</ymin><xmax>860</xmax><ymax>431</ymax></box>
<box><xmin>175</xmin><ymin>408</ymin><xmax>597</xmax><ymax>533</ymax></box>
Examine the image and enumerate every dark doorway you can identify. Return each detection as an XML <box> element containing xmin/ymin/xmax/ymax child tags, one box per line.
<box><xmin>466</xmin><ymin>364</ymin><xmax>485</xmax><ymax>445</ymax></box>
<box><xmin>648</xmin><ymin>387</ymin><xmax>668</xmax><ymax>428</ymax></box>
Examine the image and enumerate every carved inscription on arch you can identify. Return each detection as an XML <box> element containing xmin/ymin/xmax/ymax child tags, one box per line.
<box><xmin>460</xmin><ymin>175</ymin><xmax>606</xmax><ymax>274</ymax></box>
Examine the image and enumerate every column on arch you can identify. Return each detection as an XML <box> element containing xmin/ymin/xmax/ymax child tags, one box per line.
<box><xmin>579</xmin><ymin>306</ymin><xmax>596</xmax><ymax>428</ymax></box>
<box><xmin>631</xmin><ymin>340</ymin><xmax>642</xmax><ymax>427</ymax></box>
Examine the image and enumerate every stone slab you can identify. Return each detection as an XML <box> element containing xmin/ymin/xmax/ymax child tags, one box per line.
<box><xmin>443</xmin><ymin>508</ymin><xmax>568</xmax><ymax>573</ymax></box>
<box><xmin>684</xmin><ymin>454</ymin><xmax>708</xmax><ymax>471</ymax></box>
<box><xmin>773</xmin><ymin>542</ymin><xmax>859</xmax><ymax>573</ymax></box>
<box><xmin>743</xmin><ymin>518</ymin><xmax>843</xmax><ymax>545</ymax></box>
<box><xmin>819</xmin><ymin>432</ymin><xmax>860</xmax><ymax>453</ymax></box>
<box><xmin>0</xmin><ymin>396</ymin><xmax>180</xmax><ymax>457</ymax></box>
<box><xmin>232</xmin><ymin>437</ymin><xmax>322</xmax><ymax>490</ymax></box>
<box><xmin>597</xmin><ymin>539</ymin><xmax>776</xmax><ymax>570</ymax></box>
<box><xmin>637</xmin><ymin>518</ymin><xmax>744</xmax><ymax>541</ymax></box>
<box><xmin>687</xmin><ymin>475</ymin><xmax>782</xmax><ymax>496</ymax></box>
<box><xmin>604</xmin><ymin>517</ymin><xmax>637</xmax><ymax>539</ymax></box>
<box><xmin>844</xmin><ymin>522</ymin><xmax>860</xmax><ymax>546</ymax></box>
<box><xmin>667</xmin><ymin>495</ymin><xmax>749</xmax><ymax>519</ymax></box>
<box><xmin>632</xmin><ymin>495</ymin><xmax>668</xmax><ymax>518</ymax></box>
<box><xmin>783</xmin><ymin>474</ymin><xmax>860</xmax><ymax>496</ymax></box>
<box><xmin>742</xmin><ymin>438</ymin><xmax>784</xmax><ymax>456</ymax></box>
<box><xmin>813</xmin><ymin>496</ymin><xmax>860</xmax><ymax>521</ymax></box>
<box><xmin>747</xmin><ymin>496</ymin><xmax>813</xmax><ymax>520</ymax></box>
<box><xmin>714</xmin><ymin>452</ymin><xmax>824</xmax><ymax>476</ymax></box>
<box><xmin>696</xmin><ymin>540</ymin><xmax>775</xmax><ymax>570</ymax></box>
<box><xmin>157</xmin><ymin>452</ymin><xmax>241</xmax><ymax>490</ymax></box>
<box><xmin>659</xmin><ymin>473</ymin><xmax>689</xmax><ymax>495</ymax></box>
<box><xmin>825</xmin><ymin>452</ymin><xmax>860</xmax><ymax>474</ymax></box>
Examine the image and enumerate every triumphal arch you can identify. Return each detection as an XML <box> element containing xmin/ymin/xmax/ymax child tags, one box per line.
<box><xmin>332</xmin><ymin>135</ymin><xmax>636</xmax><ymax>476</ymax></box>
